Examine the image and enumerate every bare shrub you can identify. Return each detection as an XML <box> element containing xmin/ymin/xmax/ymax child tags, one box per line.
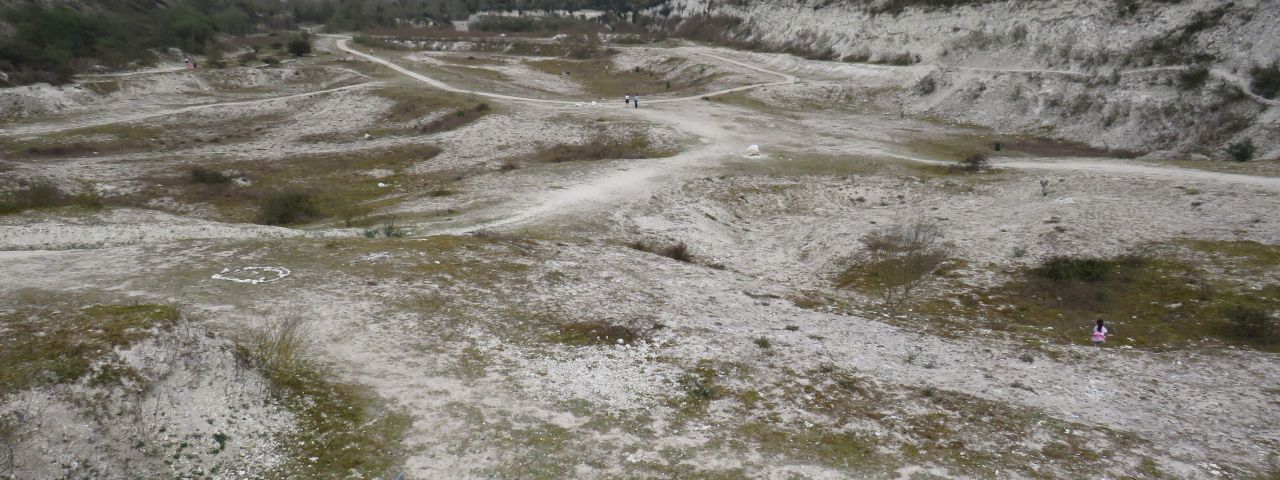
<box><xmin>915</xmin><ymin>75</ymin><xmax>937</xmax><ymax>95</ymax></box>
<box><xmin>661</xmin><ymin>242</ymin><xmax>693</xmax><ymax>263</ymax></box>
<box><xmin>630</xmin><ymin>240</ymin><xmax>694</xmax><ymax>263</ymax></box>
<box><xmin>843</xmin><ymin>217</ymin><xmax>948</xmax><ymax>312</ymax></box>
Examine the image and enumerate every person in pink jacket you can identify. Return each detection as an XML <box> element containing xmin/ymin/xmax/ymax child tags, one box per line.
<box><xmin>1091</xmin><ymin>319</ymin><xmax>1108</xmax><ymax>348</ymax></box>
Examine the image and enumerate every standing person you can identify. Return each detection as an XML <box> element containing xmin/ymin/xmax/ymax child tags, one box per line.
<box><xmin>1091</xmin><ymin>319</ymin><xmax>1108</xmax><ymax>348</ymax></box>
<box><xmin>625</xmin><ymin>94</ymin><xmax>631</xmax><ymax>107</ymax></box>
<box><xmin>633</xmin><ymin>95</ymin><xmax>639</xmax><ymax>109</ymax></box>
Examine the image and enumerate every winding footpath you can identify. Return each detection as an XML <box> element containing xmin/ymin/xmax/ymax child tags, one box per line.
<box><xmin>327</xmin><ymin>35</ymin><xmax>795</xmax><ymax>105</ymax></box>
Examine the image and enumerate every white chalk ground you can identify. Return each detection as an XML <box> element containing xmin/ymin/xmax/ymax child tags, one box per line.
<box><xmin>1</xmin><ymin>33</ymin><xmax>1278</xmax><ymax>479</ymax></box>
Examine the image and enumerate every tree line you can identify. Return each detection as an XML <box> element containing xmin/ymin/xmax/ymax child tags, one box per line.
<box><xmin>0</xmin><ymin>0</ymin><xmax>663</xmax><ymax>85</ymax></box>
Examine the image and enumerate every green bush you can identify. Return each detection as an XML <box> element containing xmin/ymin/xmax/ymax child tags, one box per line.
<box><xmin>257</xmin><ymin>191</ymin><xmax>322</xmax><ymax>225</ymax></box>
<box><xmin>1223</xmin><ymin>304</ymin><xmax>1274</xmax><ymax>344</ymax></box>
<box><xmin>190</xmin><ymin>167</ymin><xmax>231</xmax><ymax>184</ymax></box>
<box><xmin>1176</xmin><ymin>67</ymin><xmax>1209</xmax><ymax>90</ymax></box>
<box><xmin>1037</xmin><ymin>257</ymin><xmax>1114</xmax><ymax>282</ymax></box>
<box><xmin>0</xmin><ymin>180</ymin><xmax>101</xmax><ymax>214</ymax></box>
<box><xmin>1227</xmin><ymin>138</ymin><xmax>1255</xmax><ymax>162</ymax></box>
<box><xmin>287</xmin><ymin>36</ymin><xmax>311</xmax><ymax>57</ymax></box>
<box><xmin>1251</xmin><ymin>63</ymin><xmax>1280</xmax><ymax>99</ymax></box>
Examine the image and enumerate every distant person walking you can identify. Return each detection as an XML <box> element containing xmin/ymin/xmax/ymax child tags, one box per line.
<box><xmin>625</xmin><ymin>94</ymin><xmax>631</xmax><ymax>106</ymax></box>
<box><xmin>1091</xmin><ymin>319</ymin><xmax>1108</xmax><ymax>348</ymax></box>
<box><xmin>633</xmin><ymin>96</ymin><xmax>639</xmax><ymax>109</ymax></box>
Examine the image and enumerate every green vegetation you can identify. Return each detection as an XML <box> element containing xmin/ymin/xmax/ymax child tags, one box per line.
<box><xmin>1126</xmin><ymin>4</ymin><xmax>1227</xmax><ymax>66</ymax></box>
<box><xmin>1037</xmin><ymin>256</ymin><xmax>1116</xmax><ymax>282</ymax></box>
<box><xmin>417</xmin><ymin>104</ymin><xmax>492</xmax><ymax>134</ymax></box>
<box><xmin>469</xmin><ymin>14</ymin><xmax>603</xmax><ymax>33</ymax></box>
<box><xmin>256</xmin><ymin>191</ymin><xmax>322</xmax><ymax>225</ymax></box>
<box><xmin>0</xmin><ymin>180</ymin><xmax>103</xmax><ymax>215</ymax></box>
<box><xmin>236</xmin><ymin>316</ymin><xmax>410</xmax><ymax>478</ymax></box>
<box><xmin>548</xmin><ymin>321</ymin><xmax>641</xmax><ymax>345</ymax></box>
<box><xmin>1227</xmin><ymin>138</ymin><xmax>1256</xmax><ymax>162</ymax></box>
<box><xmin>190</xmin><ymin>167</ymin><xmax>232</xmax><ymax>185</ymax></box>
<box><xmin>370</xmin><ymin>86</ymin><xmax>492</xmax><ymax>131</ymax></box>
<box><xmin>838</xmin><ymin>218</ymin><xmax>949</xmax><ymax>312</ymax></box>
<box><xmin>528</xmin><ymin>134</ymin><xmax>673</xmax><ymax>163</ymax></box>
<box><xmin>286</xmin><ymin>33</ymin><xmax>312</xmax><ymax>57</ymax></box>
<box><xmin>671</xmin><ymin>362</ymin><xmax>726</xmax><ymax>416</ymax></box>
<box><xmin>0</xmin><ymin>3</ymin><xmax>297</xmax><ymax>85</ymax></box>
<box><xmin>921</xmin><ymin>250</ymin><xmax>1280</xmax><ymax>350</ymax></box>
<box><xmin>166</xmin><ymin>144</ymin><xmax>443</xmax><ymax>225</ymax></box>
<box><xmin>1177</xmin><ymin>66</ymin><xmax>1210</xmax><ymax>90</ymax></box>
<box><xmin>1</xmin><ymin>303</ymin><xmax>178</xmax><ymax>396</ymax></box>
<box><xmin>1251</xmin><ymin>63</ymin><xmax>1280</xmax><ymax>99</ymax></box>
<box><xmin>0</xmin><ymin>124</ymin><xmax>163</xmax><ymax>159</ymax></box>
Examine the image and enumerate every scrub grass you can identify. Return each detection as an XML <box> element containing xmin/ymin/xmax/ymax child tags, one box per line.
<box><xmin>236</xmin><ymin>316</ymin><xmax>411</xmax><ymax>478</ymax></box>
<box><xmin>919</xmin><ymin>251</ymin><xmax>1280</xmax><ymax>351</ymax></box>
<box><xmin>0</xmin><ymin>302</ymin><xmax>178</xmax><ymax>397</ymax></box>
<box><xmin>527</xmin><ymin>134</ymin><xmax>675</xmax><ymax>164</ymax></box>
<box><xmin>155</xmin><ymin>144</ymin><xmax>443</xmax><ymax>225</ymax></box>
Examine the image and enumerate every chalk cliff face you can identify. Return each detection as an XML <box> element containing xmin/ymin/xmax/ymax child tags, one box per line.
<box><xmin>659</xmin><ymin>0</ymin><xmax>1280</xmax><ymax>158</ymax></box>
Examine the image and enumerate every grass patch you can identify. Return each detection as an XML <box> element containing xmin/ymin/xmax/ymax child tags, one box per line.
<box><xmin>922</xmin><ymin>253</ymin><xmax>1280</xmax><ymax>350</ymax></box>
<box><xmin>1185</xmin><ymin>239</ymin><xmax>1280</xmax><ymax>268</ymax></box>
<box><xmin>0</xmin><ymin>124</ymin><xmax>162</xmax><ymax>159</ymax></box>
<box><xmin>548</xmin><ymin>321</ymin><xmax>642</xmax><ymax>346</ymax></box>
<box><xmin>159</xmin><ymin>144</ymin><xmax>444</xmax><ymax>225</ymax></box>
<box><xmin>0</xmin><ymin>113</ymin><xmax>281</xmax><ymax>159</ymax></box>
<box><xmin>371</xmin><ymin>85</ymin><xmax>491</xmax><ymax>126</ymax></box>
<box><xmin>736</xmin><ymin>422</ymin><xmax>881</xmax><ymax>470</ymax></box>
<box><xmin>416</xmin><ymin>103</ymin><xmax>491</xmax><ymax>135</ymax></box>
<box><xmin>0</xmin><ymin>180</ymin><xmax>103</xmax><ymax>215</ymax></box>
<box><xmin>671</xmin><ymin>363</ymin><xmax>725</xmax><ymax>416</ymax></box>
<box><xmin>529</xmin><ymin>134</ymin><xmax>673</xmax><ymax>163</ymax></box>
<box><xmin>189</xmin><ymin>166</ymin><xmax>232</xmax><ymax>185</ymax></box>
<box><xmin>236</xmin><ymin>316</ymin><xmax>411</xmax><ymax>478</ymax></box>
<box><xmin>256</xmin><ymin>191</ymin><xmax>323</xmax><ymax>225</ymax></box>
<box><xmin>0</xmin><ymin>303</ymin><xmax>178</xmax><ymax>396</ymax></box>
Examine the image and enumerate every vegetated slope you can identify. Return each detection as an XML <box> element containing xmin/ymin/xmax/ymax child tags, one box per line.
<box><xmin>656</xmin><ymin>0</ymin><xmax>1280</xmax><ymax>158</ymax></box>
<box><xmin>0</xmin><ymin>0</ymin><xmax>665</xmax><ymax>85</ymax></box>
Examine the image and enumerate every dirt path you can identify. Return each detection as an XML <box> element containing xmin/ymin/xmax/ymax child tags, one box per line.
<box><xmin>328</xmin><ymin>35</ymin><xmax>795</xmax><ymax>105</ymax></box>
<box><xmin>328</xmin><ymin>36</ymin><xmax>1280</xmax><ymax>234</ymax></box>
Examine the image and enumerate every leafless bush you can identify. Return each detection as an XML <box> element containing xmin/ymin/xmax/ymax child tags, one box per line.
<box><xmin>852</xmin><ymin>217</ymin><xmax>949</xmax><ymax>312</ymax></box>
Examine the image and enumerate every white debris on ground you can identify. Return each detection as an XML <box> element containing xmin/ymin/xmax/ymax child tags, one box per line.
<box><xmin>211</xmin><ymin>266</ymin><xmax>291</xmax><ymax>284</ymax></box>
